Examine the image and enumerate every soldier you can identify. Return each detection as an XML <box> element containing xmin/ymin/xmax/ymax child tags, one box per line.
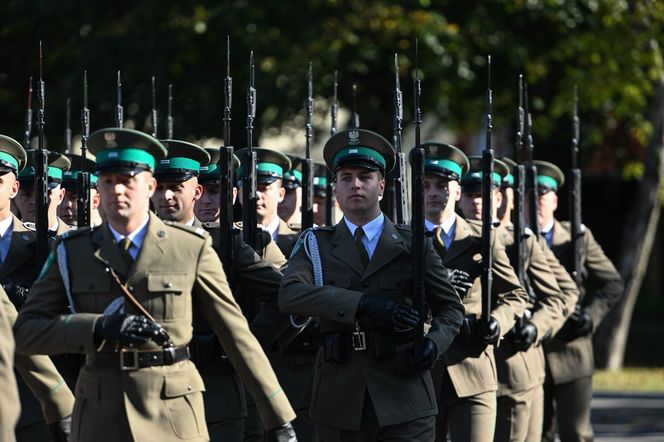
<box><xmin>280</xmin><ymin>129</ymin><xmax>464</xmax><ymax>441</ymax></box>
<box><xmin>0</xmin><ymin>135</ymin><xmax>75</xmax><ymax>442</ymax></box>
<box><xmin>278</xmin><ymin>154</ymin><xmax>303</xmax><ymax>226</ymax></box>
<box><xmin>0</xmin><ymin>285</ymin><xmax>20</xmax><ymax>442</ymax></box>
<box><xmin>194</xmin><ymin>147</ymin><xmax>239</xmax><ymax>224</ymax></box>
<box><xmin>532</xmin><ymin>160</ymin><xmax>624</xmax><ymax>442</ymax></box>
<box><xmin>236</xmin><ymin>147</ymin><xmax>299</xmax><ymax>256</ymax></box>
<box><xmin>421</xmin><ymin>144</ymin><xmax>527</xmax><ymax>442</ymax></box>
<box><xmin>493</xmin><ymin>157</ymin><xmax>579</xmax><ymax>442</ymax></box>
<box><xmin>150</xmin><ymin>139</ymin><xmax>293</xmax><ymax>441</ymax></box>
<box><xmin>13</xmin><ymin>150</ymin><xmax>71</xmax><ymax>236</ymax></box>
<box><xmin>58</xmin><ymin>153</ymin><xmax>103</xmax><ymax>227</ymax></box>
<box><xmin>13</xmin><ymin>128</ymin><xmax>297</xmax><ymax>442</ymax></box>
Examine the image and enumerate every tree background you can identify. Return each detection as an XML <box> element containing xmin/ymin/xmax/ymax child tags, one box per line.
<box><xmin>1</xmin><ymin>0</ymin><xmax>663</xmax><ymax>367</ymax></box>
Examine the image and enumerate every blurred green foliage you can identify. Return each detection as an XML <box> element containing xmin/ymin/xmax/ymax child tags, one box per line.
<box><xmin>0</xmin><ymin>0</ymin><xmax>662</xmax><ymax>170</ymax></box>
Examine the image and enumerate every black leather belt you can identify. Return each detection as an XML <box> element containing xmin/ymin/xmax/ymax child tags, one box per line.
<box><xmin>87</xmin><ymin>346</ymin><xmax>190</xmax><ymax>371</ymax></box>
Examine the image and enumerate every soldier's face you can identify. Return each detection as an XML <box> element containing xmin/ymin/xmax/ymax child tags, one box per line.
<box><xmin>256</xmin><ymin>180</ymin><xmax>285</xmax><ymax>223</ymax></box>
<box><xmin>0</xmin><ymin>172</ymin><xmax>19</xmax><ymax>218</ymax></box>
<box><xmin>334</xmin><ymin>167</ymin><xmax>384</xmax><ymax>218</ymax></box>
<box><xmin>459</xmin><ymin>189</ymin><xmax>502</xmax><ymax>221</ymax></box>
<box><xmin>538</xmin><ymin>190</ymin><xmax>558</xmax><ymax>228</ymax></box>
<box><xmin>497</xmin><ymin>187</ymin><xmax>514</xmax><ymax>223</ymax></box>
<box><xmin>313</xmin><ymin>195</ymin><xmax>326</xmax><ymax>226</ymax></box>
<box><xmin>152</xmin><ymin>178</ymin><xmax>203</xmax><ymax>223</ymax></box>
<box><xmin>97</xmin><ymin>171</ymin><xmax>156</xmax><ymax>223</ymax></box>
<box><xmin>424</xmin><ymin>175</ymin><xmax>460</xmax><ymax>221</ymax></box>
<box><xmin>58</xmin><ymin>187</ymin><xmax>101</xmax><ymax>227</ymax></box>
<box><xmin>194</xmin><ymin>183</ymin><xmax>222</xmax><ymax>223</ymax></box>
<box><xmin>277</xmin><ymin>187</ymin><xmax>301</xmax><ymax>223</ymax></box>
<box><xmin>13</xmin><ymin>184</ymin><xmax>65</xmax><ymax>225</ymax></box>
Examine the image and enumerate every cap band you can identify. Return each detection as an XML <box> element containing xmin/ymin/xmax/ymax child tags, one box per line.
<box><xmin>19</xmin><ymin>166</ymin><xmax>63</xmax><ymax>181</ymax></box>
<box><xmin>537</xmin><ymin>175</ymin><xmax>559</xmax><ymax>191</ymax></box>
<box><xmin>503</xmin><ymin>173</ymin><xmax>514</xmax><ymax>187</ymax></box>
<box><xmin>256</xmin><ymin>162</ymin><xmax>283</xmax><ymax>177</ymax></box>
<box><xmin>285</xmin><ymin>169</ymin><xmax>303</xmax><ymax>183</ymax></box>
<box><xmin>314</xmin><ymin>176</ymin><xmax>328</xmax><ymax>187</ymax></box>
<box><xmin>0</xmin><ymin>152</ymin><xmax>19</xmax><ymax>172</ymax></box>
<box><xmin>156</xmin><ymin>156</ymin><xmax>201</xmax><ymax>173</ymax></box>
<box><xmin>425</xmin><ymin>158</ymin><xmax>463</xmax><ymax>178</ymax></box>
<box><xmin>333</xmin><ymin>147</ymin><xmax>386</xmax><ymax>170</ymax></box>
<box><xmin>461</xmin><ymin>171</ymin><xmax>502</xmax><ymax>186</ymax></box>
<box><xmin>96</xmin><ymin>148</ymin><xmax>156</xmax><ymax>171</ymax></box>
<box><xmin>200</xmin><ymin>163</ymin><xmax>219</xmax><ymax>175</ymax></box>
<box><xmin>63</xmin><ymin>170</ymin><xmax>99</xmax><ymax>185</ymax></box>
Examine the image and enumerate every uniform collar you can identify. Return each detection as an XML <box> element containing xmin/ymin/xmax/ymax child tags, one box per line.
<box><xmin>343</xmin><ymin>212</ymin><xmax>384</xmax><ymax>242</ymax></box>
<box><xmin>108</xmin><ymin>214</ymin><xmax>150</xmax><ymax>248</ymax></box>
<box><xmin>264</xmin><ymin>215</ymin><xmax>281</xmax><ymax>239</ymax></box>
<box><xmin>541</xmin><ymin>219</ymin><xmax>554</xmax><ymax>234</ymax></box>
<box><xmin>425</xmin><ymin>214</ymin><xmax>456</xmax><ymax>235</ymax></box>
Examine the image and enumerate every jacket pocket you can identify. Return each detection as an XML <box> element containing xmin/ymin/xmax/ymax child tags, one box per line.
<box><xmin>71</xmin><ymin>277</ymin><xmax>112</xmax><ymax>313</ymax></box>
<box><xmin>162</xmin><ymin>370</ymin><xmax>207</xmax><ymax>439</ymax></box>
<box><xmin>147</xmin><ymin>272</ymin><xmax>188</xmax><ymax>319</ymax></box>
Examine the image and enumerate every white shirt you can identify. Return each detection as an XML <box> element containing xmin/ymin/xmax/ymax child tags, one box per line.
<box><xmin>0</xmin><ymin>214</ymin><xmax>14</xmax><ymax>263</ymax></box>
<box><xmin>541</xmin><ymin>219</ymin><xmax>555</xmax><ymax>235</ymax></box>
<box><xmin>107</xmin><ymin>215</ymin><xmax>151</xmax><ymax>260</ymax></box>
<box><xmin>264</xmin><ymin>216</ymin><xmax>281</xmax><ymax>242</ymax></box>
<box><xmin>344</xmin><ymin>213</ymin><xmax>384</xmax><ymax>259</ymax></box>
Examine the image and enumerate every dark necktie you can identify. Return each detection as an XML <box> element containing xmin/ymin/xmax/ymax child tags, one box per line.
<box><xmin>354</xmin><ymin>226</ymin><xmax>370</xmax><ymax>269</ymax></box>
<box><xmin>119</xmin><ymin>237</ymin><xmax>134</xmax><ymax>267</ymax></box>
<box><xmin>544</xmin><ymin>229</ymin><xmax>553</xmax><ymax>249</ymax></box>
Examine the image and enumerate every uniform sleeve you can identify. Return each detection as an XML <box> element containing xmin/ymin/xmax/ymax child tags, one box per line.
<box><xmin>263</xmin><ymin>239</ymin><xmax>288</xmax><ymax>270</ymax></box>
<box><xmin>14</xmin><ymin>248</ymin><xmax>101</xmax><ymax>355</ymax></box>
<box><xmin>423</xmin><ymin>238</ymin><xmax>464</xmax><ymax>355</ymax></box>
<box><xmin>0</xmin><ymin>287</ymin><xmax>19</xmax><ymax>441</ymax></box>
<box><xmin>527</xmin><ymin>236</ymin><xmax>577</xmax><ymax>342</ymax></box>
<box><xmin>490</xmin><ymin>236</ymin><xmax>527</xmax><ymax>337</ymax></box>
<box><xmin>234</xmin><ymin>235</ymin><xmax>284</xmax><ymax>302</ymax></box>
<box><xmin>193</xmin><ymin>235</ymin><xmax>296</xmax><ymax>429</ymax></box>
<box><xmin>278</xmin><ymin>233</ymin><xmax>364</xmax><ymax>323</ymax></box>
<box><xmin>583</xmin><ymin>228</ymin><xmax>624</xmax><ymax>328</ymax></box>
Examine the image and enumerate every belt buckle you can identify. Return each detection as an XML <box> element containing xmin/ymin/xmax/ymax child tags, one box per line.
<box><xmin>352</xmin><ymin>330</ymin><xmax>367</xmax><ymax>351</ymax></box>
<box><xmin>120</xmin><ymin>348</ymin><xmax>140</xmax><ymax>371</ymax></box>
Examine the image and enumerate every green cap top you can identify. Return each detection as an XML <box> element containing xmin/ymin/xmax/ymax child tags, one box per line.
<box><xmin>235</xmin><ymin>147</ymin><xmax>291</xmax><ymax>184</ymax></box>
<box><xmin>155</xmin><ymin>139</ymin><xmax>210</xmax><ymax>182</ymax></box>
<box><xmin>420</xmin><ymin>142</ymin><xmax>469</xmax><ymax>181</ymax></box>
<box><xmin>88</xmin><ymin>128</ymin><xmax>167</xmax><ymax>176</ymax></box>
<box><xmin>19</xmin><ymin>150</ymin><xmax>72</xmax><ymax>189</ymax></box>
<box><xmin>198</xmin><ymin>147</ymin><xmax>240</xmax><ymax>184</ymax></box>
<box><xmin>283</xmin><ymin>154</ymin><xmax>303</xmax><ymax>190</ymax></box>
<box><xmin>533</xmin><ymin>160</ymin><xmax>565</xmax><ymax>193</ymax></box>
<box><xmin>323</xmin><ymin>129</ymin><xmax>395</xmax><ymax>174</ymax></box>
<box><xmin>460</xmin><ymin>156</ymin><xmax>510</xmax><ymax>192</ymax></box>
<box><xmin>0</xmin><ymin>135</ymin><xmax>27</xmax><ymax>174</ymax></box>
<box><xmin>63</xmin><ymin>153</ymin><xmax>98</xmax><ymax>187</ymax></box>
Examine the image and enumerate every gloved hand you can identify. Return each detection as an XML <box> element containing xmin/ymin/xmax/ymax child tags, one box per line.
<box><xmin>557</xmin><ymin>305</ymin><xmax>593</xmax><ymax>342</ymax></box>
<box><xmin>356</xmin><ymin>294</ymin><xmax>419</xmax><ymax>331</ymax></box>
<box><xmin>94</xmin><ymin>312</ymin><xmax>170</xmax><ymax>348</ymax></box>
<box><xmin>477</xmin><ymin>316</ymin><xmax>500</xmax><ymax>345</ymax></box>
<box><xmin>47</xmin><ymin>414</ymin><xmax>71</xmax><ymax>442</ymax></box>
<box><xmin>513</xmin><ymin>320</ymin><xmax>538</xmax><ymax>352</ymax></box>
<box><xmin>447</xmin><ymin>268</ymin><xmax>474</xmax><ymax>297</ymax></box>
<box><xmin>265</xmin><ymin>422</ymin><xmax>297</xmax><ymax>442</ymax></box>
<box><xmin>412</xmin><ymin>338</ymin><xmax>438</xmax><ymax>371</ymax></box>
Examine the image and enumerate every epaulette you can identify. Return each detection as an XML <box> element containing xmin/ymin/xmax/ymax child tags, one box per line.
<box><xmin>288</xmin><ymin>223</ymin><xmax>302</xmax><ymax>231</ymax></box>
<box><xmin>560</xmin><ymin>220</ymin><xmax>587</xmax><ymax>234</ymax></box>
<box><xmin>312</xmin><ymin>225</ymin><xmax>335</xmax><ymax>232</ymax></box>
<box><xmin>60</xmin><ymin>225</ymin><xmax>95</xmax><ymax>241</ymax></box>
<box><xmin>22</xmin><ymin>221</ymin><xmax>36</xmax><ymax>231</ymax></box>
<box><xmin>524</xmin><ymin>226</ymin><xmax>534</xmax><ymax>237</ymax></box>
<box><xmin>201</xmin><ymin>221</ymin><xmax>220</xmax><ymax>230</ymax></box>
<box><xmin>163</xmin><ymin>220</ymin><xmax>207</xmax><ymax>237</ymax></box>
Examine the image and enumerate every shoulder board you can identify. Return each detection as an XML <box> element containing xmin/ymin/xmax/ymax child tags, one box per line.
<box><xmin>22</xmin><ymin>221</ymin><xmax>36</xmax><ymax>231</ymax></box>
<box><xmin>288</xmin><ymin>223</ymin><xmax>302</xmax><ymax>231</ymax></box>
<box><xmin>201</xmin><ymin>221</ymin><xmax>220</xmax><ymax>230</ymax></box>
<box><xmin>60</xmin><ymin>225</ymin><xmax>95</xmax><ymax>241</ymax></box>
<box><xmin>163</xmin><ymin>220</ymin><xmax>207</xmax><ymax>237</ymax></box>
<box><xmin>312</xmin><ymin>225</ymin><xmax>335</xmax><ymax>232</ymax></box>
<box><xmin>559</xmin><ymin>221</ymin><xmax>586</xmax><ymax>233</ymax></box>
<box><xmin>524</xmin><ymin>226</ymin><xmax>534</xmax><ymax>237</ymax></box>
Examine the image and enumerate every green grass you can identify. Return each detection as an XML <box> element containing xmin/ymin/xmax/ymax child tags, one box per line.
<box><xmin>593</xmin><ymin>368</ymin><xmax>664</xmax><ymax>392</ymax></box>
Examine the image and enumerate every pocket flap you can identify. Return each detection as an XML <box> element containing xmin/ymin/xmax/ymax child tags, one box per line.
<box><xmin>163</xmin><ymin>370</ymin><xmax>206</xmax><ymax>398</ymax></box>
<box><xmin>147</xmin><ymin>272</ymin><xmax>187</xmax><ymax>293</ymax></box>
<box><xmin>76</xmin><ymin>374</ymin><xmax>100</xmax><ymax>400</ymax></box>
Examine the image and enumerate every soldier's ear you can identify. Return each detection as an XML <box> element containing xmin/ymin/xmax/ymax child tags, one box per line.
<box><xmin>10</xmin><ymin>177</ymin><xmax>19</xmax><ymax>199</ymax></box>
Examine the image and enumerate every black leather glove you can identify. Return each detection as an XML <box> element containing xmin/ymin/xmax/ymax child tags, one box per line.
<box><xmin>265</xmin><ymin>422</ymin><xmax>297</xmax><ymax>442</ymax></box>
<box><xmin>513</xmin><ymin>321</ymin><xmax>538</xmax><ymax>352</ymax></box>
<box><xmin>557</xmin><ymin>305</ymin><xmax>593</xmax><ymax>342</ymax></box>
<box><xmin>94</xmin><ymin>312</ymin><xmax>170</xmax><ymax>348</ymax></box>
<box><xmin>47</xmin><ymin>415</ymin><xmax>71</xmax><ymax>442</ymax></box>
<box><xmin>477</xmin><ymin>316</ymin><xmax>500</xmax><ymax>345</ymax></box>
<box><xmin>412</xmin><ymin>338</ymin><xmax>438</xmax><ymax>371</ymax></box>
<box><xmin>573</xmin><ymin>308</ymin><xmax>593</xmax><ymax>337</ymax></box>
<box><xmin>356</xmin><ymin>294</ymin><xmax>419</xmax><ymax>331</ymax></box>
<box><xmin>447</xmin><ymin>268</ymin><xmax>474</xmax><ymax>297</ymax></box>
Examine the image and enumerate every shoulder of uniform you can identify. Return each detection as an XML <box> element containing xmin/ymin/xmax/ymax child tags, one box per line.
<box><xmin>310</xmin><ymin>225</ymin><xmax>335</xmax><ymax>233</ymax></box>
<box><xmin>559</xmin><ymin>220</ymin><xmax>587</xmax><ymax>233</ymax></box>
<box><xmin>288</xmin><ymin>223</ymin><xmax>302</xmax><ymax>231</ymax></box>
<box><xmin>394</xmin><ymin>223</ymin><xmax>412</xmax><ymax>232</ymax></box>
<box><xmin>524</xmin><ymin>226</ymin><xmax>534</xmax><ymax>236</ymax></box>
<box><xmin>201</xmin><ymin>221</ymin><xmax>220</xmax><ymax>231</ymax></box>
<box><xmin>163</xmin><ymin>220</ymin><xmax>208</xmax><ymax>238</ymax></box>
<box><xmin>60</xmin><ymin>225</ymin><xmax>95</xmax><ymax>241</ymax></box>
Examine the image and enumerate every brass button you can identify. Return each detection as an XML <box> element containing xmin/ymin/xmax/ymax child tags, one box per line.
<box><xmin>338</xmin><ymin>310</ymin><xmax>345</xmax><ymax>317</ymax></box>
<box><xmin>164</xmin><ymin>282</ymin><xmax>173</xmax><ymax>288</ymax></box>
<box><xmin>187</xmin><ymin>385</ymin><xmax>192</xmax><ymax>391</ymax></box>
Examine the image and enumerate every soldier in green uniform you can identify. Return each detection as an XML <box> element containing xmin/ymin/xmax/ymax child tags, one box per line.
<box><xmin>194</xmin><ymin>147</ymin><xmax>239</xmax><ymax>224</ymax></box>
<box><xmin>58</xmin><ymin>153</ymin><xmax>103</xmax><ymax>227</ymax></box>
<box><xmin>278</xmin><ymin>154</ymin><xmax>303</xmax><ymax>227</ymax></box>
<box><xmin>0</xmin><ymin>135</ymin><xmax>75</xmax><ymax>442</ymax></box>
<box><xmin>13</xmin><ymin>128</ymin><xmax>297</xmax><ymax>442</ymax></box>
<box><xmin>280</xmin><ymin>129</ymin><xmax>464</xmax><ymax>441</ymax></box>
<box><xmin>532</xmin><ymin>161</ymin><xmax>624</xmax><ymax>442</ymax></box>
<box><xmin>13</xmin><ymin>150</ymin><xmax>71</xmax><ymax>237</ymax></box>
<box><xmin>0</xmin><ymin>285</ymin><xmax>20</xmax><ymax>442</ymax></box>
<box><xmin>421</xmin><ymin>144</ymin><xmax>527</xmax><ymax>442</ymax></box>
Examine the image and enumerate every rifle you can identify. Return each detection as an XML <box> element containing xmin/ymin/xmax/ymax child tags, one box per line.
<box><xmin>513</xmin><ymin>75</ymin><xmax>528</xmax><ymax>290</ymax></box>
<box><xmin>151</xmin><ymin>76</ymin><xmax>158</xmax><ymax>138</ymax></box>
<box><xmin>301</xmin><ymin>63</ymin><xmax>315</xmax><ymax>230</ymax></box>
<box><xmin>77</xmin><ymin>71</ymin><xmax>91</xmax><ymax>227</ymax></box>
<box><xmin>480</xmin><ymin>55</ymin><xmax>494</xmax><ymax>326</ymax></box>
<box><xmin>390</xmin><ymin>53</ymin><xmax>409</xmax><ymax>225</ymax></box>
<box><xmin>524</xmin><ymin>83</ymin><xmax>540</xmax><ymax>238</ymax></box>
<box><xmin>350</xmin><ymin>83</ymin><xmax>360</xmax><ymax>129</ymax></box>
<box><xmin>219</xmin><ymin>36</ymin><xmax>235</xmax><ymax>281</ymax></box>
<box><xmin>115</xmin><ymin>70</ymin><xmax>124</xmax><ymax>127</ymax></box>
<box><xmin>410</xmin><ymin>38</ymin><xmax>425</xmax><ymax>347</ymax></box>
<box><xmin>569</xmin><ymin>86</ymin><xmax>584</xmax><ymax>286</ymax></box>
<box><xmin>167</xmin><ymin>84</ymin><xmax>174</xmax><ymax>139</ymax></box>
<box><xmin>65</xmin><ymin>98</ymin><xmax>72</xmax><ymax>152</ymax></box>
<box><xmin>325</xmin><ymin>71</ymin><xmax>337</xmax><ymax>226</ymax></box>
<box><xmin>241</xmin><ymin>51</ymin><xmax>259</xmax><ymax>252</ymax></box>
<box><xmin>35</xmin><ymin>42</ymin><xmax>49</xmax><ymax>265</ymax></box>
<box><xmin>23</xmin><ymin>77</ymin><xmax>33</xmax><ymax>149</ymax></box>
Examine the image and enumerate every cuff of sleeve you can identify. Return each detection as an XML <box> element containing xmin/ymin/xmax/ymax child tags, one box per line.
<box><xmin>41</xmin><ymin>382</ymin><xmax>75</xmax><ymax>423</ymax></box>
<box><xmin>255</xmin><ymin>388</ymin><xmax>297</xmax><ymax>430</ymax></box>
<box><xmin>64</xmin><ymin>313</ymin><xmax>103</xmax><ymax>353</ymax></box>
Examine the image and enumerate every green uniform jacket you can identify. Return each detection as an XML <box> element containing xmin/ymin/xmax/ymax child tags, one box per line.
<box><xmin>13</xmin><ymin>213</ymin><xmax>295</xmax><ymax>442</ymax></box>
<box><xmin>496</xmin><ymin>224</ymin><xmax>578</xmax><ymax>395</ymax></box>
<box><xmin>544</xmin><ymin>220</ymin><xmax>624</xmax><ymax>384</ymax></box>
<box><xmin>279</xmin><ymin>216</ymin><xmax>464</xmax><ymax>431</ymax></box>
<box><xmin>431</xmin><ymin>216</ymin><xmax>527</xmax><ymax>398</ymax></box>
<box><xmin>0</xmin><ymin>215</ymin><xmax>39</xmax><ymax>308</ymax></box>
<box><xmin>276</xmin><ymin>219</ymin><xmax>299</xmax><ymax>258</ymax></box>
<box><xmin>0</xmin><ymin>286</ymin><xmax>19</xmax><ymax>442</ymax></box>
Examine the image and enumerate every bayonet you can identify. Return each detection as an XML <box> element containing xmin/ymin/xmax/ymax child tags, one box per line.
<box><xmin>569</xmin><ymin>85</ymin><xmax>584</xmax><ymax>286</ymax></box>
<box><xmin>524</xmin><ymin>82</ymin><xmax>541</xmax><ymax>238</ymax></box>
<box><xmin>77</xmin><ymin>70</ymin><xmax>91</xmax><ymax>227</ymax></box>
<box><xmin>23</xmin><ymin>77</ymin><xmax>33</xmax><ymax>149</ymax></box>
<box><xmin>350</xmin><ymin>83</ymin><xmax>360</xmax><ymax>128</ymax></box>
<box><xmin>65</xmin><ymin>98</ymin><xmax>72</xmax><ymax>152</ymax></box>
<box><xmin>35</xmin><ymin>41</ymin><xmax>49</xmax><ymax>265</ymax></box>
<box><xmin>219</xmin><ymin>36</ymin><xmax>235</xmax><ymax>280</ymax></box>
<box><xmin>390</xmin><ymin>52</ymin><xmax>409</xmax><ymax>224</ymax></box>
